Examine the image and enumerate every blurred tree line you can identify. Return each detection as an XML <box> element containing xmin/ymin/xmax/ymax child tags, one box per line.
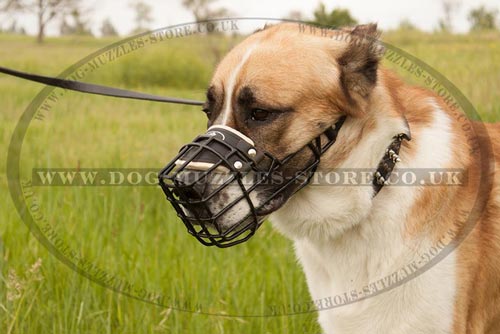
<box><xmin>469</xmin><ymin>5</ymin><xmax>499</xmax><ymax>32</ymax></box>
<box><xmin>0</xmin><ymin>0</ymin><xmax>154</xmax><ymax>42</ymax></box>
<box><xmin>0</xmin><ymin>0</ymin><xmax>498</xmax><ymax>43</ymax></box>
<box><xmin>0</xmin><ymin>0</ymin><xmax>84</xmax><ymax>42</ymax></box>
<box><xmin>309</xmin><ymin>3</ymin><xmax>357</xmax><ymax>27</ymax></box>
<box><xmin>290</xmin><ymin>1</ymin><xmax>498</xmax><ymax>33</ymax></box>
<box><xmin>0</xmin><ymin>0</ymin><xmax>230</xmax><ymax>42</ymax></box>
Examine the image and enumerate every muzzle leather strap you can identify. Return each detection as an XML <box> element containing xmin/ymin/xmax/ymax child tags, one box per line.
<box><xmin>372</xmin><ymin>133</ymin><xmax>410</xmax><ymax>195</ymax></box>
<box><xmin>174</xmin><ymin>124</ymin><xmax>265</xmax><ymax>174</ymax></box>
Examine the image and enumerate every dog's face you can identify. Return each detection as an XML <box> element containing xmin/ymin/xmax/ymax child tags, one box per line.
<box><xmin>180</xmin><ymin>23</ymin><xmax>384</xmax><ymax>231</ymax></box>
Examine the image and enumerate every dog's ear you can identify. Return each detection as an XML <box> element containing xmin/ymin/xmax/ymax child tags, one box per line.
<box><xmin>337</xmin><ymin>23</ymin><xmax>384</xmax><ymax>109</ymax></box>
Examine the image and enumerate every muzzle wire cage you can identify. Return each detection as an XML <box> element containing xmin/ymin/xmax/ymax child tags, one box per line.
<box><xmin>159</xmin><ymin>117</ymin><xmax>346</xmax><ymax>248</ymax></box>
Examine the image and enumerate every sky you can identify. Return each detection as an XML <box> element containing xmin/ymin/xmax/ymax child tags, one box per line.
<box><xmin>2</xmin><ymin>0</ymin><xmax>500</xmax><ymax>36</ymax></box>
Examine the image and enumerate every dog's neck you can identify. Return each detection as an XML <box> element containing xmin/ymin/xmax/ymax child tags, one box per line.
<box><xmin>270</xmin><ymin>69</ymin><xmax>457</xmax><ymax>248</ymax></box>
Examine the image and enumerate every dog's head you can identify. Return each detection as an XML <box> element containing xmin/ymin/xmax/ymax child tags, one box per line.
<box><xmin>206</xmin><ymin>23</ymin><xmax>383</xmax><ymax>146</ymax></box>
<box><xmin>161</xmin><ymin>23</ymin><xmax>395</xmax><ymax>244</ymax></box>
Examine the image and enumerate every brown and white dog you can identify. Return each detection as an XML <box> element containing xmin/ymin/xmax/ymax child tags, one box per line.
<box><xmin>200</xmin><ymin>23</ymin><xmax>500</xmax><ymax>333</ymax></box>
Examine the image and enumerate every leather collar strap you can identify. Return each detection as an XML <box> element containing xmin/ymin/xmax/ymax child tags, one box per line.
<box><xmin>372</xmin><ymin>133</ymin><xmax>410</xmax><ymax>195</ymax></box>
<box><xmin>0</xmin><ymin>66</ymin><xmax>204</xmax><ymax>106</ymax></box>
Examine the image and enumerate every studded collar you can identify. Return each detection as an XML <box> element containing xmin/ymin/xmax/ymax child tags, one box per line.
<box><xmin>372</xmin><ymin>133</ymin><xmax>411</xmax><ymax>195</ymax></box>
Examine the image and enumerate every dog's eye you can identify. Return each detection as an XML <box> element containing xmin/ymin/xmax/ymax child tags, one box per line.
<box><xmin>202</xmin><ymin>108</ymin><xmax>212</xmax><ymax>118</ymax></box>
<box><xmin>251</xmin><ymin>109</ymin><xmax>270</xmax><ymax>121</ymax></box>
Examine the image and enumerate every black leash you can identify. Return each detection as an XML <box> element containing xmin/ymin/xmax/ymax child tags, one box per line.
<box><xmin>2</xmin><ymin>65</ymin><xmax>408</xmax><ymax>196</ymax></box>
<box><xmin>0</xmin><ymin>66</ymin><xmax>204</xmax><ymax>106</ymax></box>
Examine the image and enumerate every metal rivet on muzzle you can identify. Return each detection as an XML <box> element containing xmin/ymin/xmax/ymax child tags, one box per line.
<box><xmin>248</xmin><ymin>148</ymin><xmax>257</xmax><ymax>157</ymax></box>
<box><xmin>233</xmin><ymin>161</ymin><xmax>243</xmax><ymax>169</ymax></box>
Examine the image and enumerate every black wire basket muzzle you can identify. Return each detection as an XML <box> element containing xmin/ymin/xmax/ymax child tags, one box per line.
<box><xmin>159</xmin><ymin>118</ymin><xmax>345</xmax><ymax>248</ymax></box>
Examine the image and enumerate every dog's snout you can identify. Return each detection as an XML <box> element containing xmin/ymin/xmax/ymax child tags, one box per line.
<box><xmin>174</xmin><ymin>171</ymin><xmax>207</xmax><ymax>201</ymax></box>
<box><xmin>176</xmin><ymin>185</ymin><xmax>202</xmax><ymax>202</ymax></box>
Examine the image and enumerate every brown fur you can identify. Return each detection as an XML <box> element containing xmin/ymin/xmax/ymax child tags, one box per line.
<box><xmin>206</xmin><ymin>22</ymin><xmax>500</xmax><ymax>333</ymax></box>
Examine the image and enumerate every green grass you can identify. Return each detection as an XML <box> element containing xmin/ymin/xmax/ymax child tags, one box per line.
<box><xmin>383</xmin><ymin>30</ymin><xmax>500</xmax><ymax>119</ymax></box>
<box><xmin>0</xmin><ymin>29</ymin><xmax>499</xmax><ymax>333</ymax></box>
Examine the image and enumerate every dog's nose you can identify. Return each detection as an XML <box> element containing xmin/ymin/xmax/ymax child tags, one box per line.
<box><xmin>174</xmin><ymin>170</ymin><xmax>207</xmax><ymax>202</ymax></box>
<box><xmin>172</xmin><ymin>172</ymin><xmax>211</xmax><ymax>222</ymax></box>
<box><xmin>180</xmin><ymin>185</ymin><xmax>202</xmax><ymax>201</ymax></box>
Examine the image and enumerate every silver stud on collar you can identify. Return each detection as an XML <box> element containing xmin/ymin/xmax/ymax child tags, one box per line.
<box><xmin>388</xmin><ymin>149</ymin><xmax>401</xmax><ymax>163</ymax></box>
<box><xmin>375</xmin><ymin>171</ymin><xmax>388</xmax><ymax>185</ymax></box>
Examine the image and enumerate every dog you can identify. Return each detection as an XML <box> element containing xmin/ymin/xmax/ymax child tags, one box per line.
<box><xmin>195</xmin><ymin>22</ymin><xmax>500</xmax><ymax>333</ymax></box>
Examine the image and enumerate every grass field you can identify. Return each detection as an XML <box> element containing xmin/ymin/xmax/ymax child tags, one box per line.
<box><xmin>0</xmin><ymin>27</ymin><xmax>499</xmax><ymax>334</ymax></box>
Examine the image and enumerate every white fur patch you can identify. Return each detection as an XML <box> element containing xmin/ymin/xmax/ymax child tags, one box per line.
<box><xmin>218</xmin><ymin>44</ymin><xmax>258</xmax><ymax>125</ymax></box>
<box><xmin>271</xmin><ymin>100</ymin><xmax>457</xmax><ymax>333</ymax></box>
<box><xmin>270</xmin><ymin>114</ymin><xmax>409</xmax><ymax>240</ymax></box>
